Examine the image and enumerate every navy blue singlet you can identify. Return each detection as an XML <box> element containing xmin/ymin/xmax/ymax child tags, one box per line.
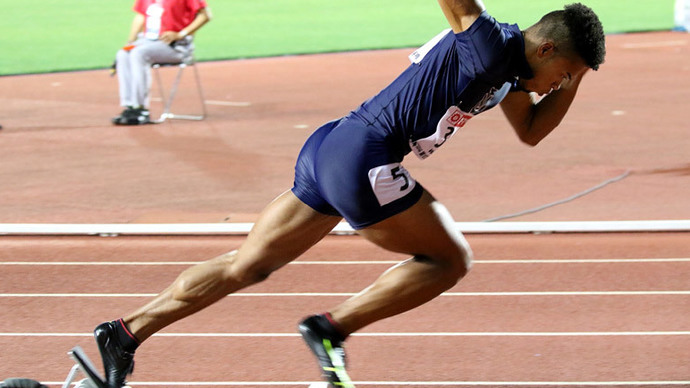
<box><xmin>292</xmin><ymin>11</ymin><xmax>533</xmax><ymax>229</ymax></box>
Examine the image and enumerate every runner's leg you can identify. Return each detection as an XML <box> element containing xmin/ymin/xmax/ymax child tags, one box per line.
<box><xmin>124</xmin><ymin>190</ymin><xmax>342</xmax><ymax>341</ymax></box>
<box><xmin>329</xmin><ymin>189</ymin><xmax>472</xmax><ymax>335</ymax></box>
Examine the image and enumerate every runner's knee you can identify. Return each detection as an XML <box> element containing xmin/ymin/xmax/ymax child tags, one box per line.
<box><xmin>230</xmin><ymin>264</ymin><xmax>273</xmax><ymax>284</ymax></box>
<box><xmin>451</xmin><ymin>232</ymin><xmax>474</xmax><ymax>277</ymax></box>
<box><xmin>226</xmin><ymin>253</ymin><xmax>276</xmax><ymax>285</ymax></box>
<box><xmin>458</xmin><ymin>239</ymin><xmax>474</xmax><ymax>274</ymax></box>
<box><xmin>169</xmin><ymin>251</ymin><xmax>273</xmax><ymax>303</ymax></box>
<box><xmin>420</xmin><ymin>242</ymin><xmax>473</xmax><ymax>287</ymax></box>
<box><xmin>449</xmin><ymin>245</ymin><xmax>473</xmax><ymax>280</ymax></box>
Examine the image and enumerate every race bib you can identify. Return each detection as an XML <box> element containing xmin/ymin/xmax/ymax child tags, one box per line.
<box><xmin>410</xmin><ymin>106</ymin><xmax>473</xmax><ymax>159</ymax></box>
<box><xmin>368</xmin><ymin>163</ymin><xmax>417</xmax><ymax>206</ymax></box>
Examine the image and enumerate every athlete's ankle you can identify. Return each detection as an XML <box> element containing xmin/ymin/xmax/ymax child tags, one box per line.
<box><xmin>113</xmin><ymin>318</ymin><xmax>140</xmax><ymax>353</ymax></box>
<box><xmin>321</xmin><ymin>312</ymin><xmax>348</xmax><ymax>342</ymax></box>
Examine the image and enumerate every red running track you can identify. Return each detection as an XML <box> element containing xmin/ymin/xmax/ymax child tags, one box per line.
<box><xmin>0</xmin><ymin>232</ymin><xmax>688</xmax><ymax>387</ymax></box>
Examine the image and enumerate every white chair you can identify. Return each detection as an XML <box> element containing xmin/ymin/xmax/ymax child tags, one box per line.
<box><xmin>151</xmin><ymin>55</ymin><xmax>207</xmax><ymax>123</ymax></box>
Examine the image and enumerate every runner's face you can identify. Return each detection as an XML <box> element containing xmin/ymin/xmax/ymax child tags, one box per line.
<box><xmin>521</xmin><ymin>44</ymin><xmax>588</xmax><ymax>96</ymax></box>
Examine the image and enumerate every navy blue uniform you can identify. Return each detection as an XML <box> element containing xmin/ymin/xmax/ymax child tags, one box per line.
<box><xmin>292</xmin><ymin>11</ymin><xmax>533</xmax><ymax>229</ymax></box>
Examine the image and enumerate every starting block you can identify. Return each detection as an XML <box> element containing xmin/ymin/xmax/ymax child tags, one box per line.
<box><xmin>62</xmin><ymin>346</ymin><xmax>105</xmax><ymax>388</ymax></box>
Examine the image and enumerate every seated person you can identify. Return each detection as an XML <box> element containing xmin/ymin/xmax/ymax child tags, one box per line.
<box><xmin>112</xmin><ymin>0</ymin><xmax>211</xmax><ymax>125</ymax></box>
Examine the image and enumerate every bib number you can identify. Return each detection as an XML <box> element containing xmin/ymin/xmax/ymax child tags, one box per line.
<box><xmin>410</xmin><ymin>106</ymin><xmax>473</xmax><ymax>159</ymax></box>
<box><xmin>368</xmin><ymin>163</ymin><xmax>416</xmax><ymax>206</ymax></box>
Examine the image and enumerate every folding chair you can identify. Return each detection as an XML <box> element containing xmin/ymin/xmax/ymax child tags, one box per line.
<box><xmin>151</xmin><ymin>54</ymin><xmax>207</xmax><ymax>123</ymax></box>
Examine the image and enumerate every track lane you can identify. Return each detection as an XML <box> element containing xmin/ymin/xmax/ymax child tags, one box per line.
<box><xmin>0</xmin><ymin>294</ymin><xmax>688</xmax><ymax>333</ymax></box>
<box><xmin>1</xmin><ymin>233</ymin><xmax>689</xmax><ymax>261</ymax></box>
<box><xmin>0</xmin><ymin>233</ymin><xmax>688</xmax><ymax>386</ymax></box>
<box><xmin>1</xmin><ymin>259</ymin><xmax>688</xmax><ymax>294</ymax></box>
<box><xmin>1</xmin><ymin>336</ymin><xmax>689</xmax><ymax>385</ymax></box>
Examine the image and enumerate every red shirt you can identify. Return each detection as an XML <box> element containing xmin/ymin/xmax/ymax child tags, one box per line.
<box><xmin>134</xmin><ymin>0</ymin><xmax>207</xmax><ymax>36</ymax></box>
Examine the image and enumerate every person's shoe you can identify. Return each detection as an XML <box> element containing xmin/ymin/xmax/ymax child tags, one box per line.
<box><xmin>112</xmin><ymin>107</ymin><xmax>151</xmax><ymax>125</ymax></box>
<box><xmin>93</xmin><ymin>321</ymin><xmax>135</xmax><ymax>388</ymax></box>
<box><xmin>111</xmin><ymin>107</ymin><xmax>134</xmax><ymax>125</ymax></box>
<box><xmin>130</xmin><ymin>108</ymin><xmax>151</xmax><ymax>125</ymax></box>
<box><xmin>298</xmin><ymin>315</ymin><xmax>354</xmax><ymax>388</ymax></box>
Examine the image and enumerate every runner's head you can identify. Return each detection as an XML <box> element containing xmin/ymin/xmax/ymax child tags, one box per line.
<box><xmin>520</xmin><ymin>3</ymin><xmax>606</xmax><ymax>95</ymax></box>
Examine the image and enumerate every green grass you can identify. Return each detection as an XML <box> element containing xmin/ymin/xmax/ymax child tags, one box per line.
<box><xmin>0</xmin><ymin>0</ymin><xmax>676</xmax><ymax>75</ymax></box>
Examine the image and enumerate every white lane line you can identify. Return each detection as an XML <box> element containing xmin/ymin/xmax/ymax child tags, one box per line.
<box><xmin>149</xmin><ymin>98</ymin><xmax>252</xmax><ymax>106</ymax></box>
<box><xmin>1</xmin><ymin>291</ymin><xmax>689</xmax><ymax>298</ymax></box>
<box><xmin>476</xmin><ymin>258</ymin><xmax>690</xmax><ymax>264</ymax></box>
<box><xmin>351</xmin><ymin>383</ymin><xmax>690</xmax><ymax>387</ymax></box>
<box><xmin>2</xmin><ymin>331</ymin><xmax>689</xmax><ymax>337</ymax></box>
<box><xmin>1</xmin><ymin>258</ymin><xmax>689</xmax><ymax>266</ymax></box>
<box><xmin>204</xmin><ymin>100</ymin><xmax>251</xmax><ymax>107</ymax></box>
<box><xmin>2</xmin><ymin>220</ymin><xmax>687</xmax><ymax>235</ymax></box>
<box><xmin>38</xmin><ymin>381</ymin><xmax>690</xmax><ymax>387</ymax></box>
<box><xmin>0</xmin><ymin>261</ymin><xmax>202</xmax><ymax>266</ymax></box>
<box><xmin>352</xmin><ymin>383</ymin><xmax>690</xmax><ymax>387</ymax></box>
<box><xmin>622</xmin><ymin>40</ymin><xmax>688</xmax><ymax>49</ymax></box>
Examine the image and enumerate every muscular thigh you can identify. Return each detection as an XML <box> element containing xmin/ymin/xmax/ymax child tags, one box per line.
<box><xmin>358</xmin><ymin>189</ymin><xmax>472</xmax><ymax>266</ymax></box>
<box><xmin>233</xmin><ymin>190</ymin><xmax>341</xmax><ymax>276</ymax></box>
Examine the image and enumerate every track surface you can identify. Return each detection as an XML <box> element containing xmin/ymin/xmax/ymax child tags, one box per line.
<box><xmin>1</xmin><ymin>233</ymin><xmax>688</xmax><ymax>387</ymax></box>
<box><xmin>0</xmin><ymin>32</ymin><xmax>688</xmax><ymax>387</ymax></box>
<box><xmin>0</xmin><ymin>32</ymin><xmax>688</xmax><ymax>223</ymax></box>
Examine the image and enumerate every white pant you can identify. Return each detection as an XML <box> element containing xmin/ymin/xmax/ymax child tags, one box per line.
<box><xmin>116</xmin><ymin>37</ymin><xmax>193</xmax><ymax>108</ymax></box>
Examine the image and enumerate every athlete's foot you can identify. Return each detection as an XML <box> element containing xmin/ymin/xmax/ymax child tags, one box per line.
<box><xmin>111</xmin><ymin>107</ymin><xmax>151</xmax><ymax>125</ymax></box>
<box><xmin>298</xmin><ymin>315</ymin><xmax>354</xmax><ymax>388</ymax></box>
<box><xmin>94</xmin><ymin>321</ymin><xmax>135</xmax><ymax>388</ymax></box>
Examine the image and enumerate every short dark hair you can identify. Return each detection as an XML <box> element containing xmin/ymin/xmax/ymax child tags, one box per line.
<box><xmin>536</xmin><ymin>3</ymin><xmax>606</xmax><ymax>70</ymax></box>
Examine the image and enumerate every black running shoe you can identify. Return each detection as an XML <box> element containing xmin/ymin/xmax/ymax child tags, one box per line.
<box><xmin>298</xmin><ymin>315</ymin><xmax>354</xmax><ymax>388</ymax></box>
<box><xmin>112</xmin><ymin>107</ymin><xmax>151</xmax><ymax>125</ymax></box>
<box><xmin>131</xmin><ymin>108</ymin><xmax>151</xmax><ymax>125</ymax></box>
<box><xmin>111</xmin><ymin>107</ymin><xmax>134</xmax><ymax>125</ymax></box>
<box><xmin>93</xmin><ymin>321</ymin><xmax>135</xmax><ymax>388</ymax></box>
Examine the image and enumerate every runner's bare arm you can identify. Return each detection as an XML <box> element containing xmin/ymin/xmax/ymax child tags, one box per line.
<box><xmin>437</xmin><ymin>0</ymin><xmax>485</xmax><ymax>33</ymax></box>
<box><xmin>500</xmin><ymin>70</ymin><xmax>587</xmax><ymax>146</ymax></box>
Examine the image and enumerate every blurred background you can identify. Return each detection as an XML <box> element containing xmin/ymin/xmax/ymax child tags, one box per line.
<box><xmin>0</xmin><ymin>0</ymin><xmax>682</xmax><ymax>76</ymax></box>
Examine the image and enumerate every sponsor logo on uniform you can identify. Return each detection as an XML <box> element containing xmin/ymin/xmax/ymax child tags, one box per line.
<box><xmin>447</xmin><ymin>109</ymin><xmax>473</xmax><ymax>127</ymax></box>
<box><xmin>409</xmin><ymin>86</ymin><xmax>500</xmax><ymax>160</ymax></box>
<box><xmin>410</xmin><ymin>106</ymin><xmax>473</xmax><ymax>159</ymax></box>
